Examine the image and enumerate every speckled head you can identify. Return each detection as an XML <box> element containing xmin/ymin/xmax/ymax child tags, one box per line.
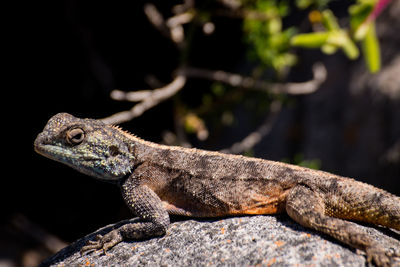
<box><xmin>34</xmin><ymin>113</ymin><xmax>136</xmax><ymax>180</ymax></box>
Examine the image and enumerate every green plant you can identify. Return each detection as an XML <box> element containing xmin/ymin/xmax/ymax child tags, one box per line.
<box><xmin>290</xmin><ymin>0</ymin><xmax>391</xmax><ymax>73</ymax></box>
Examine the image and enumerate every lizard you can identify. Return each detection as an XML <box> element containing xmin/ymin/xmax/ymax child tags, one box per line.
<box><xmin>34</xmin><ymin>113</ymin><xmax>400</xmax><ymax>266</ymax></box>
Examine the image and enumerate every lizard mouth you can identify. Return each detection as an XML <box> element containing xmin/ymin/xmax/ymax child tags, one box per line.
<box><xmin>34</xmin><ymin>143</ymin><xmax>74</xmax><ymax>164</ymax></box>
<box><xmin>34</xmin><ymin>134</ymin><xmax>68</xmax><ymax>161</ymax></box>
<box><xmin>34</xmin><ymin>131</ymin><xmax>129</xmax><ymax>180</ymax></box>
<box><xmin>34</xmin><ymin>133</ymin><xmax>100</xmax><ymax>163</ymax></box>
<box><xmin>34</xmin><ymin>135</ymin><xmax>121</xmax><ymax>180</ymax></box>
<box><xmin>34</xmin><ymin>133</ymin><xmax>54</xmax><ymax>156</ymax></box>
<box><xmin>34</xmin><ymin>137</ymin><xmax>53</xmax><ymax>158</ymax></box>
<box><xmin>34</xmin><ymin>143</ymin><xmax>100</xmax><ymax>162</ymax></box>
<box><xmin>34</xmin><ymin>142</ymin><xmax>110</xmax><ymax>179</ymax></box>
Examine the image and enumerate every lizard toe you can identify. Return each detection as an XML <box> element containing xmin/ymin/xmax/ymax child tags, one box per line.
<box><xmin>389</xmin><ymin>247</ymin><xmax>400</xmax><ymax>258</ymax></box>
<box><xmin>87</xmin><ymin>239</ymin><xmax>101</xmax><ymax>246</ymax></box>
<box><xmin>79</xmin><ymin>230</ymin><xmax>124</xmax><ymax>255</ymax></box>
<box><xmin>86</xmin><ymin>229</ymin><xmax>123</xmax><ymax>254</ymax></box>
<box><xmin>102</xmin><ymin>238</ymin><xmax>123</xmax><ymax>252</ymax></box>
<box><xmin>100</xmin><ymin>229</ymin><xmax>123</xmax><ymax>251</ymax></box>
<box><xmin>80</xmin><ymin>242</ymin><xmax>103</xmax><ymax>255</ymax></box>
<box><xmin>366</xmin><ymin>246</ymin><xmax>392</xmax><ymax>267</ymax></box>
<box><xmin>80</xmin><ymin>234</ymin><xmax>107</xmax><ymax>255</ymax></box>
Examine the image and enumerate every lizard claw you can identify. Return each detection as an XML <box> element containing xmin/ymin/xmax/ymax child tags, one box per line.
<box><xmin>389</xmin><ymin>247</ymin><xmax>400</xmax><ymax>258</ymax></box>
<box><xmin>366</xmin><ymin>246</ymin><xmax>396</xmax><ymax>267</ymax></box>
<box><xmin>80</xmin><ymin>230</ymin><xmax>123</xmax><ymax>255</ymax></box>
<box><xmin>85</xmin><ymin>234</ymin><xmax>103</xmax><ymax>246</ymax></box>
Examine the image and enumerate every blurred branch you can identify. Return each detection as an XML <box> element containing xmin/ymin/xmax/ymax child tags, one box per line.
<box><xmin>144</xmin><ymin>4</ymin><xmax>170</xmax><ymax>39</ymax></box>
<box><xmin>220</xmin><ymin>101</ymin><xmax>282</xmax><ymax>154</ymax></box>
<box><xmin>101</xmin><ymin>75</ymin><xmax>187</xmax><ymax>125</ymax></box>
<box><xmin>218</xmin><ymin>0</ymin><xmax>242</xmax><ymax>9</ymax></box>
<box><xmin>104</xmin><ymin>2</ymin><xmax>326</xmax><ymax>140</ymax></box>
<box><xmin>144</xmin><ymin>3</ymin><xmax>194</xmax><ymax>46</ymax></box>
<box><xmin>182</xmin><ymin>62</ymin><xmax>327</xmax><ymax>95</ymax></box>
<box><xmin>102</xmin><ymin>62</ymin><xmax>325</xmax><ymax>125</ymax></box>
<box><xmin>167</xmin><ymin>12</ymin><xmax>194</xmax><ymax>28</ymax></box>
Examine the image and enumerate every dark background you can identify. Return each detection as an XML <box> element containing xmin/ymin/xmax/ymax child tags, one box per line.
<box><xmin>4</xmin><ymin>1</ymin><xmax>400</xmax><ymax>266</ymax></box>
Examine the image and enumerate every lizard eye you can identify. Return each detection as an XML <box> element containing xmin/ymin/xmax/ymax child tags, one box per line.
<box><xmin>66</xmin><ymin>128</ymin><xmax>85</xmax><ymax>145</ymax></box>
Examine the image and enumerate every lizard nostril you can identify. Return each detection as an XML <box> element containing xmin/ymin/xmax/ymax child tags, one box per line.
<box><xmin>34</xmin><ymin>133</ymin><xmax>50</xmax><ymax>154</ymax></box>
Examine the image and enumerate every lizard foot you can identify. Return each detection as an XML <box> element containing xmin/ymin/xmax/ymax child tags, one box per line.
<box><xmin>366</xmin><ymin>246</ymin><xmax>398</xmax><ymax>267</ymax></box>
<box><xmin>80</xmin><ymin>229</ymin><xmax>123</xmax><ymax>255</ymax></box>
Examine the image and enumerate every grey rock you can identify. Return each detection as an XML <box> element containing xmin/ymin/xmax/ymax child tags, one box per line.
<box><xmin>40</xmin><ymin>215</ymin><xmax>400</xmax><ymax>266</ymax></box>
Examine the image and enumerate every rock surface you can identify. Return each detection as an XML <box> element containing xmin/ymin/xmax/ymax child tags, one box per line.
<box><xmin>40</xmin><ymin>215</ymin><xmax>400</xmax><ymax>266</ymax></box>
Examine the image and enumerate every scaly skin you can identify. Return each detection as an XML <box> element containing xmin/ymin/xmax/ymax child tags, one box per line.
<box><xmin>34</xmin><ymin>113</ymin><xmax>400</xmax><ymax>266</ymax></box>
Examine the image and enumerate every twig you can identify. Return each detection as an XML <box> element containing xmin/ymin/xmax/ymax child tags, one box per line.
<box><xmin>182</xmin><ymin>62</ymin><xmax>327</xmax><ymax>95</ymax></box>
<box><xmin>167</xmin><ymin>12</ymin><xmax>194</xmax><ymax>43</ymax></box>
<box><xmin>102</xmin><ymin>63</ymin><xmax>325</xmax><ymax>125</ymax></box>
<box><xmin>218</xmin><ymin>0</ymin><xmax>242</xmax><ymax>9</ymax></box>
<box><xmin>104</xmin><ymin>2</ymin><xmax>328</xmax><ymax>152</ymax></box>
<box><xmin>101</xmin><ymin>75</ymin><xmax>187</xmax><ymax>125</ymax></box>
<box><xmin>220</xmin><ymin>101</ymin><xmax>282</xmax><ymax>154</ymax></box>
<box><xmin>167</xmin><ymin>12</ymin><xmax>194</xmax><ymax>28</ymax></box>
<box><xmin>144</xmin><ymin>3</ymin><xmax>194</xmax><ymax>46</ymax></box>
<box><xmin>143</xmin><ymin>4</ymin><xmax>170</xmax><ymax>39</ymax></box>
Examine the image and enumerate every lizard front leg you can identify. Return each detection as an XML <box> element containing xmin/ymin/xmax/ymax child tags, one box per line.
<box><xmin>285</xmin><ymin>185</ymin><xmax>398</xmax><ymax>267</ymax></box>
<box><xmin>81</xmin><ymin>175</ymin><xmax>170</xmax><ymax>254</ymax></box>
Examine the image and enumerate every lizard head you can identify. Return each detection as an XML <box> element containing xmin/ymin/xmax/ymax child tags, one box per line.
<box><xmin>34</xmin><ymin>113</ymin><xmax>136</xmax><ymax>180</ymax></box>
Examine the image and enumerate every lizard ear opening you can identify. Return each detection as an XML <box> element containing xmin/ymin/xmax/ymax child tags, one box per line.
<box><xmin>109</xmin><ymin>145</ymin><xmax>121</xmax><ymax>156</ymax></box>
<box><xmin>66</xmin><ymin>128</ymin><xmax>85</xmax><ymax>145</ymax></box>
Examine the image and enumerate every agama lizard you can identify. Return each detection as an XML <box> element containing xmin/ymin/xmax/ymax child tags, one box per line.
<box><xmin>34</xmin><ymin>113</ymin><xmax>400</xmax><ymax>266</ymax></box>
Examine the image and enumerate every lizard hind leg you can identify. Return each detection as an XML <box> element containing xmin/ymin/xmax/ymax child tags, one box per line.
<box><xmin>285</xmin><ymin>185</ymin><xmax>397</xmax><ymax>267</ymax></box>
<box><xmin>326</xmin><ymin>185</ymin><xmax>400</xmax><ymax>231</ymax></box>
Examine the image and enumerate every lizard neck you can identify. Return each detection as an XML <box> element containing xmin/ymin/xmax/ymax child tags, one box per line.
<box><xmin>132</xmin><ymin>136</ymin><xmax>184</xmax><ymax>166</ymax></box>
<box><xmin>110</xmin><ymin>125</ymin><xmax>184</xmax><ymax>169</ymax></box>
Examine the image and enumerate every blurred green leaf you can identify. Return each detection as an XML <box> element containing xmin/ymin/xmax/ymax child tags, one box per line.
<box><xmin>296</xmin><ymin>0</ymin><xmax>331</xmax><ymax>9</ymax></box>
<box><xmin>243</xmin><ymin>149</ymin><xmax>255</xmax><ymax>157</ymax></box>
<box><xmin>289</xmin><ymin>153</ymin><xmax>321</xmax><ymax>169</ymax></box>
<box><xmin>292</xmin><ymin>30</ymin><xmax>359</xmax><ymax>59</ymax></box>
<box><xmin>349</xmin><ymin>0</ymin><xmax>375</xmax><ymax>36</ymax></box>
<box><xmin>321</xmin><ymin>10</ymin><xmax>339</xmax><ymax>30</ymax></box>
<box><xmin>321</xmin><ymin>43</ymin><xmax>338</xmax><ymax>54</ymax></box>
<box><xmin>291</xmin><ymin>32</ymin><xmax>330</xmax><ymax>48</ymax></box>
<box><xmin>298</xmin><ymin>158</ymin><xmax>321</xmax><ymax>170</ymax></box>
<box><xmin>211</xmin><ymin>83</ymin><xmax>226</xmax><ymax>97</ymax></box>
<box><xmin>354</xmin><ymin>21</ymin><xmax>371</xmax><ymax>40</ymax></box>
<box><xmin>243</xmin><ymin>0</ymin><xmax>296</xmax><ymax>72</ymax></box>
<box><xmin>268</xmin><ymin>18</ymin><xmax>282</xmax><ymax>34</ymax></box>
<box><xmin>338</xmin><ymin>33</ymin><xmax>360</xmax><ymax>59</ymax></box>
<box><xmin>362</xmin><ymin>22</ymin><xmax>380</xmax><ymax>73</ymax></box>
<box><xmin>243</xmin><ymin>0</ymin><xmax>380</xmax><ymax>74</ymax></box>
<box><xmin>202</xmin><ymin>94</ymin><xmax>213</xmax><ymax>107</ymax></box>
<box><xmin>296</xmin><ymin>0</ymin><xmax>313</xmax><ymax>9</ymax></box>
